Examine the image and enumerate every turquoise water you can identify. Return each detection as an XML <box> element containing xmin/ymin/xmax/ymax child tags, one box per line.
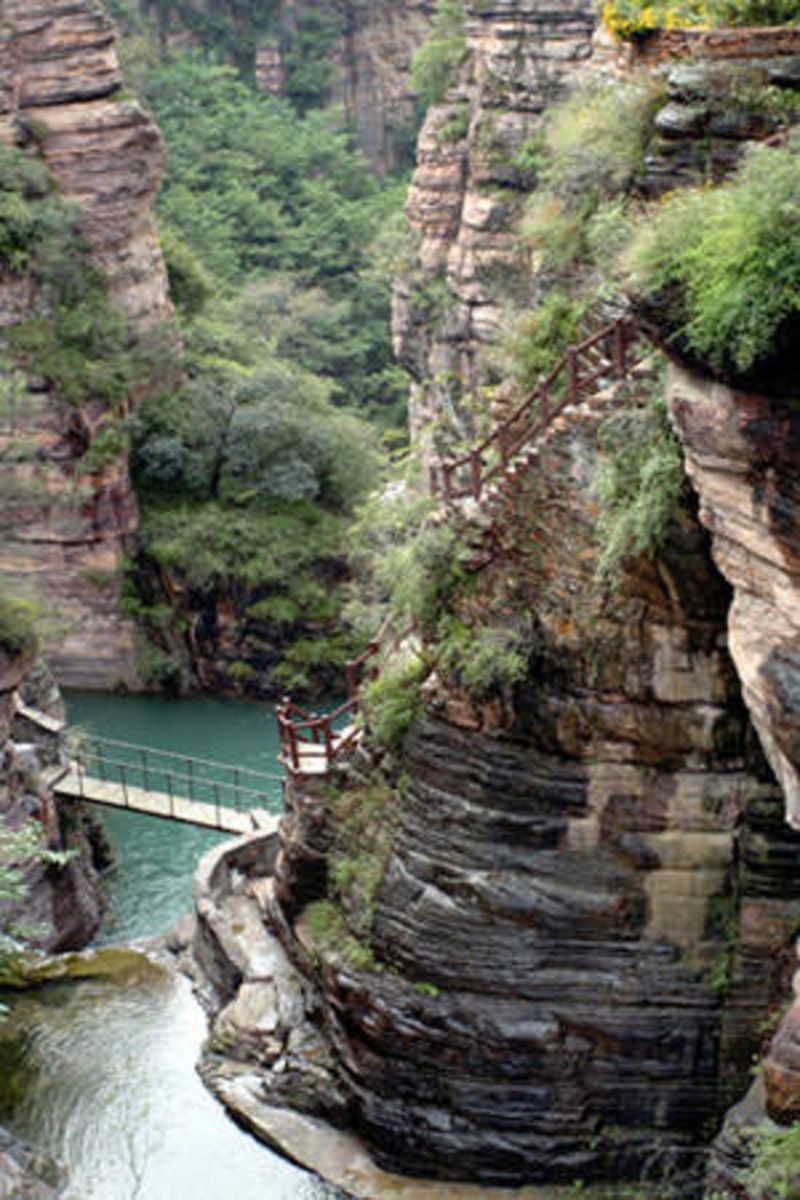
<box><xmin>68</xmin><ymin>692</ymin><xmax>285</xmax><ymax>942</ymax></box>
<box><xmin>1</xmin><ymin>692</ymin><xmax>339</xmax><ymax>1200</ymax></box>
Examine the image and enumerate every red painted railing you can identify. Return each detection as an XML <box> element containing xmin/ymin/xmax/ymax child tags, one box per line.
<box><xmin>429</xmin><ymin>317</ymin><xmax>638</xmax><ymax>503</ymax></box>
<box><xmin>278</xmin><ymin>316</ymin><xmax>645</xmax><ymax>777</ymax></box>
<box><xmin>276</xmin><ymin>614</ymin><xmax>399</xmax><ymax>776</ymax></box>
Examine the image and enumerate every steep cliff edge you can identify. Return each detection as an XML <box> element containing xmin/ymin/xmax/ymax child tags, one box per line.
<box><xmin>0</xmin><ymin>641</ymin><xmax>105</xmax><ymax>953</ymax></box>
<box><xmin>0</xmin><ymin>0</ymin><xmax>172</xmax><ymax>690</ymax></box>
<box><xmin>667</xmin><ymin>367</ymin><xmax>800</xmax><ymax>834</ymax></box>
<box><xmin>394</xmin><ymin>0</ymin><xmax>596</xmax><ymax>444</ymax></box>
<box><xmin>665</xmin><ymin>360</ymin><xmax>800</xmax><ymax>1196</ymax></box>
<box><xmin>187</xmin><ymin>9</ymin><xmax>800</xmax><ymax>1193</ymax></box>
<box><xmin>198</xmin><ymin>366</ymin><xmax>800</xmax><ymax>1189</ymax></box>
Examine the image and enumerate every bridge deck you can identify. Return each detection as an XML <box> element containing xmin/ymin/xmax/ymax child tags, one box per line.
<box><xmin>55</xmin><ymin>769</ymin><xmax>274</xmax><ymax>835</ymax></box>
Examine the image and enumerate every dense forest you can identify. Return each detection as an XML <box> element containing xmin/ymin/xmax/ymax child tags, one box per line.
<box><xmin>115</xmin><ymin>3</ymin><xmax>417</xmax><ymax>694</ymax></box>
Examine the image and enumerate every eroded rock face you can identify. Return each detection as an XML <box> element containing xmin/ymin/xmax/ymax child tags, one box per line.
<box><xmin>219</xmin><ymin>376</ymin><xmax>800</xmax><ymax>1190</ymax></box>
<box><xmin>393</xmin><ymin>0</ymin><xmax>595</xmax><ymax>446</ymax></box>
<box><xmin>666</xmin><ymin>363</ymin><xmax>800</xmax><ymax>832</ymax></box>
<box><xmin>1</xmin><ymin>650</ymin><xmax>105</xmax><ymax>952</ymax></box>
<box><xmin>333</xmin><ymin>0</ymin><xmax>432</xmax><ymax>174</ymax></box>
<box><xmin>0</xmin><ymin>0</ymin><xmax>173</xmax><ymax>690</ymax></box>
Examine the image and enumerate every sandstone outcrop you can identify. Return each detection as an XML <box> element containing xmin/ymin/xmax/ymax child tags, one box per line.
<box><xmin>0</xmin><ymin>0</ymin><xmax>173</xmax><ymax>690</ymax></box>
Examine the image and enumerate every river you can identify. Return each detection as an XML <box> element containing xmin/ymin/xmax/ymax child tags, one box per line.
<box><xmin>0</xmin><ymin>692</ymin><xmax>340</xmax><ymax>1200</ymax></box>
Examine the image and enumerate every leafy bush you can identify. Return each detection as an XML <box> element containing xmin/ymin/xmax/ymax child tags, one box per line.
<box><xmin>134</xmin><ymin>364</ymin><xmax>378</xmax><ymax>512</ymax></box>
<box><xmin>435</xmin><ymin>615</ymin><xmax>533</xmax><ymax>700</ymax></box>
<box><xmin>376</xmin><ymin>522</ymin><xmax>469</xmax><ymax>637</ymax></box>
<box><xmin>159</xmin><ymin>224</ymin><xmax>213</xmax><ymax>317</ymax></box>
<box><xmin>1</xmin><ymin>821</ymin><xmax>74</xmax><ymax>996</ymax></box>
<box><xmin>602</xmin><ymin>0</ymin><xmax>800</xmax><ymax>40</ymax></box>
<box><xmin>595</xmin><ymin>392</ymin><xmax>685</xmax><ymax>580</ymax></box>
<box><xmin>509</xmin><ymin>288</ymin><xmax>589</xmax><ymax>389</ymax></box>
<box><xmin>0</xmin><ymin>592</ymin><xmax>41</xmax><ymax>656</ymax></box>
<box><xmin>0</xmin><ymin>144</ymin><xmax>133</xmax><ymax>409</ymax></box>
<box><xmin>303</xmin><ymin>899</ymin><xmax>378</xmax><ymax>971</ymax></box>
<box><xmin>539</xmin><ymin>78</ymin><xmax>662</xmax><ymax>202</ymax></box>
<box><xmin>411</xmin><ymin>0</ymin><xmax>468</xmax><ymax>108</ymax></box>
<box><xmin>624</xmin><ymin>139</ymin><xmax>800</xmax><ymax>375</ymax></box>
<box><xmin>742</xmin><ymin>1119</ymin><xmax>800</xmax><ymax>1199</ymax></box>
<box><xmin>361</xmin><ymin>656</ymin><xmax>429</xmax><ymax>749</ymax></box>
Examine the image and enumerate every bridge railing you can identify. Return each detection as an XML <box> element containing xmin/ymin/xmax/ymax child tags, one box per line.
<box><xmin>429</xmin><ymin>317</ymin><xmax>640</xmax><ymax>503</ymax></box>
<box><xmin>74</xmin><ymin>735</ymin><xmax>283</xmax><ymax>821</ymax></box>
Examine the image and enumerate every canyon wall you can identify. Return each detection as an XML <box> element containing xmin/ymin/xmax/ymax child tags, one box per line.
<box><xmin>393</xmin><ymin>0</ymin><xmax>596</xmax><ymax>446</ymax></box>
<box><xmin>201</xmin><ymin>362</ymin><xmax>800</xmax><ymax>1189</ymax></box>
<box><xmin>0</xmin><ymin>0</ymin><xmax>173</xmax><ymax>690</ymax></box>
<box><xmin>0</xmin><ymin>642</ymin><xmax>106</xmax><ymax>952</ymax></box>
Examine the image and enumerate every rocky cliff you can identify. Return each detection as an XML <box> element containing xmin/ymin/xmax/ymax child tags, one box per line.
<box><xmin>0</xmin><ymin>643</ymin><xmax>106</xmax><ymax>952</ymax></box>
<box><xmin>0</xmin><ymin>0</ymin><xmax>173</xmax><ymax>690</ymax></box>
<box><xmin>198</xmin><ymin>358</ymin><xmax>800</xmax><ymax>1190</ymax></box>
<box><xmin>393</xmin><ymin>0</ymin><xmax>596</xmax><ymax>446</ymax></box>
<box><xmin>665</xmin><ymin>355</ymin><xmax>800</xmax><ymax>1197</ymax></box>
<box><xmin>188</xmin><ymin>12</ymin><xmax>800</xmax><ymax>1193</ymax></box>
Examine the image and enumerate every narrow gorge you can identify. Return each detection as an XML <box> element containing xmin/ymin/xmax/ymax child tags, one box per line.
<box><xmin>1</xmin><ymin>0</ymin><xmax>800</xmax><ymax>1198</ymax></box>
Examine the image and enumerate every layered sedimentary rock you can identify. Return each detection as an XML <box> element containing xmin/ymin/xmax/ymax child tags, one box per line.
<box><xmin>332</xmin><ymin>0</ymin><xmax>432</xmax><ymax>173</ymax></box>
<box><xmin>664</xmin><ymin>364</ymin><xmax>800</xmax><ymax>1197</ymax></box>
<box><xmin>667</xmin><ymin>366</ymin><xmax>800</xmax><ymax>834</ymax></box>
<box><xmin>0</xmin><ymin>646</ymin><xmax>106</xmax><ymax>951</ymax></box>
<box><xmin>199</xmin><ymin>370</ymin><xmax>800</xmax><ymax>1189</ymax></box>
<box><xmin>0</xmin><ymin>0</ymin><xmax>173</xmax><ymax>690</ymax></box>
<box><xmin>393</xmin><ymin>0</ymin><xmax>596</xmax><ymax>444</ymax></box>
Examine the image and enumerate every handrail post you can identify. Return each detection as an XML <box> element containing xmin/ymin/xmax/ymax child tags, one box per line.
<box><xmin>167</xmin><ymin>771</ymin><xmax>174</xmax><ymax>818</ymax></box>
<box><xmin>613</xmin><ymin>318</ymin><xmax>628</xmax><ymax>377</ymax></box>
<box><xmin>324</xmin><ymin>719</ymin><xmax>334</xmax><ymax>770</ymax></box>
<box><xmin>470</xmin><ymin>450</ymin><xmax>482</xmax><ymax>501</ymax></box>
<box><xmin>539</xmin><ymin>382</ymin><xmax>550</xmax><ymax>423</ymax></box>
<box><xmin>346</xmin><ymin>659</ymin><xmax>359</xmax><ymax>700</ymax></box>
<box><xmin>121</xmin><ymin>763</ymin><xmax>129</xmax><ymax>808</ymax></box>
<box><xmin>140</xmin><ymin>747</ymin><xmax>150</xmax><ymax>792</ymax></box>
<box><xmin>566</xmin><ymin>348</ymin><xmax>579</xmax><ymax>403</ymax></box>
<box><xmin>214</xmin><ymin>782</ymin><xmax>222</xmax><ymax>830</ymax></box>
<box><xmin>442</xmin><ymin>462</ymin><xmax>453</xmax><ymax>503</ymax></box>
<box><xmin>187</xmin><ymin>758</ymin><xmax>194</xmax><ymax>800</ymax></box>
<box><xmin>499</xmin><ymin>424</ymin><xmax>510</xmax><ymax>470</ymax></box>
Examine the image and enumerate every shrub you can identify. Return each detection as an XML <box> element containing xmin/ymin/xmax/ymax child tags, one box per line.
<box><xmin>411</xmin><ymin>0</ymin><xmax>468</xmax><ymax>108</ymax></box>
<box><xmin>624</xmin><ymin>139</ymin><xmax>800</xmax><ymax>376</ymax></box>
<box><xmin>159</xmin><ymin>224</ymin><xmax>213</xmax><ymax>317</ymax></box>
<box><xmin>0</xmin><ymin>592</ymin><xmax>40</xmax><ymax>656</ymax></box>
<box><xmin>361</xmin><ymin>656</ymin><xmax>428</xmax><ymax>749</ymax></box>
<box><xmin>377</xmin><ymin>522</ymin><xmax>469</xmax><ymax>637</ymax></box>
<box><xmin>435</xmin><ymin>615</ymin><xmax>533</xmax><ymax>700</ymax></box>
<box><xmin>742</xmin><ymin>1120</ymin><xmax>800</xmax><ymax>1198</ymax></box>
<box><xmin>595</xmin><ymin>391</ymin><xmax>685</xmax><ymax>580</ymax></box>
<box><xmin>539</xmin><ymin>78</ymin><xmax>662</xmax><ymax>202</ymax></box>
<box><xmin>1</xmin><ymin>820</ymin><xmax>75</xmax><ymax>996</ymax></box>
<box><xmin>303</xmin><ymin>899</ymin><xmax>378</xmax><ymax>971</ymax></box>
<box><xmin>0</xmin><ymin>144</ymin><xmax>133</xmax><ymax>409</ymax></box>
<box><xmin>509</xmin><ymin>288</ymin><xmax>589</xmax><ymax>389</ymax></box>
<box><xmin>602</xmin><ymin>0</ymin><xmax>800</xmax><ymax>39</ymax></box>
